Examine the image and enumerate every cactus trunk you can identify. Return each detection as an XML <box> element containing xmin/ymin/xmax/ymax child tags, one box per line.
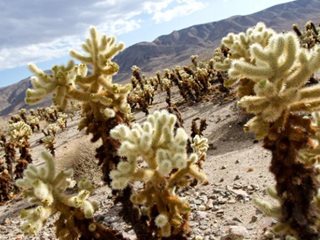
<box><xmin>263</xmin><ymin>114</ymin><xmax>320</xmax><ymax>239</ymax></box>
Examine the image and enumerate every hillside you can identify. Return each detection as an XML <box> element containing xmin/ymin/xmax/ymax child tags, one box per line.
<box><xmin>1</xmin><ymin>0</ymin><xmax>320</xmax><ymax>116</ymax></box>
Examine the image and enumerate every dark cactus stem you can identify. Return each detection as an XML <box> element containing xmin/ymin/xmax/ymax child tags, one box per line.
<box><xmin>85</xmin><ymin>114</ymin><xmax>127</xmax><ymax>183</ymax></box>
<box><xmin>0</xmin><ymin>170</ymin><xmax>13</xmax><ymax>203</ymax></box>
<box><xmin>117</xmin><ymin>186</ymin><xmax>156</xmax><ymax>240</ymax></box>
<box><xmin>293</xmin><ymin>24</ymin><xmax>302</xmax><ymax>37</ymax></box>
<box><xmin>19</xmin><ymin>141</ymin><xmax>33</xmax><ymax>163</ymax></box>
<box><xmin>4</xmin><ymin>142</ymin><xmax>15</xmax><ymax>177</ymax></box>
<box><xmin>14</xmin><ymin>159</ymin><xmax>29</xmax><ymax>180</ymax></box>
<box><xmin>263</xmin><ymin>114</ymin><xmax>320</xmax><ymax>240</ymax></box>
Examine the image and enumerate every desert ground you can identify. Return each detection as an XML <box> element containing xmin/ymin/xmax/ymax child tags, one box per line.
<box><xmin>0</xmin><ymin>88</ymin><xmax>280</xmax><ymax>240</ymax></box>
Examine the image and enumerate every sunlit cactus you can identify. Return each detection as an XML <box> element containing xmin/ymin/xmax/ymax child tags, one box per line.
<box><xmin>25</xmin><ymin>27</ymin><xmax>132</xmax><ymax>182</ymax></box>
<box><xmin>39</xmin><ymin>135</ymin><xmax>56</xmax><ymax>156</ymax></box>
<box><xmin>16</xmin><ymin>152</ymin><xmax>126</xmax><ymax>239</ymax></box>
<box><xmin>110</xmin><ymin>110</ymin><xmax>207</xmax><ymax>238</ymax></box>
<box><xmin>223</xmin><ymin>22</ymin><xmax>320</xmax><ymax>239</ymax></box>
<box><xmin>9</xmin><ymin>121</ymin><xmax>32</xmax><ymax>144</ymax></box>
<box><xmin>215</xmin><ymin>22</ymin><xmax>275</xmax><ymax>97</ymax></box>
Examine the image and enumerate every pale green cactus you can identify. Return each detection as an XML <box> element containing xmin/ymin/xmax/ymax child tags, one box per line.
<box><xmin>25</xmin><ymin>27</ymin><xmax>131</xmax><ymax>120</ymax></box>
<box><xmin>8</xmin><ymin>121</ymin><xmax>32</xmax><ymax>146</ymax></box>
<box><xmin>191</xmin><ymin>135</ymin><xmax>209</xmax><ymax>167</ymax></box>
<box><xmin>26</xmin><ymin>115</ymin><xmax>40</xmax><ymax>126</ymax></box>
<box><xmin>229</xmin><ymin>32</ymin><xmax>320</xmax><ymax>138</ymax></box>
<box><xmin>227</xmin><ymin>23</ymin><xmax>320</xmax><ymax>239</ymax></box>
<box><xmin>16</xmin><ymin>152</ymin><xmax>98</xmax><ymax>238</ymax></box>
<box><xmin>214</xmin><ymin>22</ymin><xmax>276</xmax><ymax>96</ymax></box>
<box><xmin>110</xmin><ymin>110</ymin><xmax>207</xmax><ymax>237</ymax></box>
<box><xmin>25</xmin><ymin>27</ymin><xmax>133</xmax><ymax>183</ymax></box>
<box><xmin>26</xmin><ymin>61</ymin><xmax>86</xmax><ymax>108</ymax></box>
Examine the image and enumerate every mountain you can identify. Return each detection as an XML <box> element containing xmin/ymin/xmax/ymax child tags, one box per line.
<box><xmin>1</xmin><ymin>0</ymin><xmax>320</xmax><ymax>116</ymax></box>
<box><xmin>114</xmin><ymin>0</ymin><xmax>320</xmax><ymax>81</ymax></box>
<box><xmin>0</xmin><ymin>78</ymin><xmax>51</xmax><ymax>116</ymax></box>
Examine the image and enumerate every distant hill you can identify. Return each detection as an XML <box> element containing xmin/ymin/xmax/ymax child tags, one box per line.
<box><xmin>1</xmin><ymin>0</ymin><xmax>320</xmax><ymax>116</ymax></box>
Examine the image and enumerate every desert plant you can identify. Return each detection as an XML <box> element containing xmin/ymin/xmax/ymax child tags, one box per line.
<box><xmin>214</xmin><ymin>22</ymin><xmax>275</xmax><ymax>97</ymax></box>
<box><xmin>16</xmin><ymin>151</ymin><xmax>126</xmax><ymax>239</ymax></box>
<box><xmin>222</xmin><ymin>23</ymin><xmax>320</xmax><ymax>239</ymax></box>
<box><xmin>9</xmin><ymin>121</ymin><xmax>33</xmax><ymax>164</ymax></box>
<box><xmin>25</xmin><ymin>27</ymin><xmax>132</xmax><ymax>182</ymax></box>
<box><xmin>293</xmin><ymin>21</ymin><xmax>320</xmax><ymax>49</ymax></box>
<box><xmin>109</xmin><ymin>110</ymin><xmax>207</xmax><ymax>238</ymax></box>
<box><xmin>39</xmin><ymin>135</ymin><xmax>56</xmax><ymax>156</ymax></box>
<box><xmin>26</xmin><ymin>114</ymin><xmax>40</xmax><ymax>132</ymax></box>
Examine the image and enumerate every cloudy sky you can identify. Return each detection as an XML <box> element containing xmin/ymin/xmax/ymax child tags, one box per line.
<box><xmin>0</xmin><ymin>0</ymin><xmax>294</xmax><ymax>88</ymax></box>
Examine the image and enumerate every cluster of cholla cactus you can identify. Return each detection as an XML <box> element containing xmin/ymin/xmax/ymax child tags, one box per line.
<box><xmin>110</xmin><ymin>110</ymin><xmax>207</xmax><ymax>238</ymax></box>
<box><xmin>128</xmin><ymin>53</ymin><xmax>230</xmax><ymax>115</ymax></box>
<box><xmin>0</xmin><ymin>120</ymin><xmax>33</xmax><ymax>203</ymax></box>
<box><xmin>159</xmin><ymin>56</ymin><xmax>216</xmax><ymax>104</ymax></box>
<box><xmin>16</xmin><ymin>151</ymin><xmax>126</xmax><ymax>239</ymax></box>
<box><xmin>37</xmin><ymin>106</ymin><xmax>59</xmax><ymax>122</ymax></box>
<box><xmin>9</xmin><ymin>108</ymin><xmax>40</xmax><ymax>133</ymax></box>
<box><xmin>0</xmin><ymin>131</ymin><xmax>14</xmax><ymax>202</ymax></box>
<box><xmin>220</xmin><ymin>22</ymin><xmax>320</xmax><ymax>239</ymax></box>
<box><xmin>25</xmin><ymin>27</ymin><xmax>132</xmax><ymax>183</ymax></box>
<box><xmin>128</xmin><ymin>65</ymin><xmax>156</xmax><ymax>115</ymax></box>
<box><xmin>8</xmin><ymin>121</ymin><xmax>33</xmax><ymax>177</ymax></box>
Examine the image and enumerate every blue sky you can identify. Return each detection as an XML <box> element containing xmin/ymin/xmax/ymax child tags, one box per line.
<box><xmin>0</xmin><ymin>0</ymin><xmax>294</xmax><ymax>88</ymax></box>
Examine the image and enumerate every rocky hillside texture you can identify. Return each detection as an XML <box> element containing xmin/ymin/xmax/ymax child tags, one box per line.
<box><xmin>1</xmin><ymin>0</ymin><xmax>319</xmax><ymax>116</ymax></box>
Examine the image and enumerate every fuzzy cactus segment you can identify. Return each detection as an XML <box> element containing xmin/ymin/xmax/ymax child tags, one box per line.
<box><xmin>25</xmin><ymin>27</ymin><xmax>133</xmax><ymax>183</ymax></box>
<box><xmin>228</xmin><ymin>31</ymin><xmax>320</xmax><ymax>138</ymax></box>
<box><xmin>9</xmin><ymin>121</ymin><xmax>32</xmax><ymax>146</ymax></box>
<box><xmin>214</xmin><ymin>22</ymin><xmax>275</xmax><ymax>93</ymax></box>
<box><xmin>16</xmin><ymin>152</ymin><xmax>98</xmax><ymax>238</ymax></box>
<box><xmin>110</xmin><ymin>110</ymin><xmax>207</xmax><ymax>237</ymax></box>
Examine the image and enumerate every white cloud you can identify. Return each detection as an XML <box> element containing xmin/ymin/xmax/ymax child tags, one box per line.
<box><xmin>0</xmin><ymin>36</ymin><xmax>82</xmax><ymax>69</ymax></box>
<box><xmin>144</xmin><ymin>0</ymin><xmax>206</xmax><ymax>23</ymax></box>
<box><xmin>0</xmin><ymin>0</ymin><xmax>205</xmax><ymax>70</ymax></box>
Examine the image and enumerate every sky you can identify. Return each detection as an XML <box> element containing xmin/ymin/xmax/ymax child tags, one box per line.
<box><xmin>0</xmin><ymin>0</ymin><xmax>295</xmax><ymax>88</ymax></box>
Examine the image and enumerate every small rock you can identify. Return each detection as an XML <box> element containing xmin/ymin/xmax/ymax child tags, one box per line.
<box><xmin>199</xmin><ymin>205</ymin><xmax>207</xmax><ymax>211</ymax></box>
<box><xmin>221</xmin><ymin>225</ymin><xmax>249</xmax><ymax>240</ymax></box>
<box><xmin>250</xmin><ymin>215</ymin><xmax>258</xmax><ymax>223</ymax></box>
<box><xmin>234</xmin><ymin>175</ymin><xmax>240</xmax><ymax>181</ymax></box>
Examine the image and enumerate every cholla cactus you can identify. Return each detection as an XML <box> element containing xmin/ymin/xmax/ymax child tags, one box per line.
<box><xmin>110</xmin><ymin>110</ymin><xmax>207</xmax><ymax>238</ymax></box>
<box><xmin>0</xmin><ymin>169</ymin><xmax>13</xmax><ymax>202</ymax></box>
<box><xmin>18</xmin><ymin>108</ymin><xmax>27</xmax><ymax>122</ymax></box>
<box><xmin>42</xmin><ymin>123</ymin><xmax>60</xmax><ymax>137</ymax></box>
<box><xmin>231</xmin><ymin>32</ymin><xmax>320</xmax><ymax>138</ymax></box>
<box><xmin>223</xmin><ymin>23</ymin><xmax>320</xmax><ymax>239</ymax></box>
<box><xmin>26</xmin><ymin>114</ymin><xmax>40</xmax><ymax>132</ymax></box>
<box><xmin>16</xmin><ymin>152</ymin><xmax>126</xmax><ymax>240</ymax></box>
<box><xmin>56</xmin><ymin>113</ymin><xmax>68</xmax><ymax>130</ymax></box>
<box><xmin>293</xmin><ymin>21</ymin><xmax>320</xmax><ymax>49</ymax></box>
<box><xmin>43</xmin><ymin>106</ymin><xmax>59</xmax><ymax>122</ymax></box>
<box><xmin>39</xmin><ymin>135</ymin><xmax>56</xmax><ymax>156</ymax></box>
<box><xmin>215</xmin><ymin>22</ymin><xmax>275</xmax><ymax>97</ymax></box>
<box><xmin>9</xmin><ymin>121</ymin><xmax>32</xmax><ymax>146</ymax></box>
<box><xmin>25</xmin><ymin>27</ymin><xmax>132</xmax><ymax>182</ymax></box>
